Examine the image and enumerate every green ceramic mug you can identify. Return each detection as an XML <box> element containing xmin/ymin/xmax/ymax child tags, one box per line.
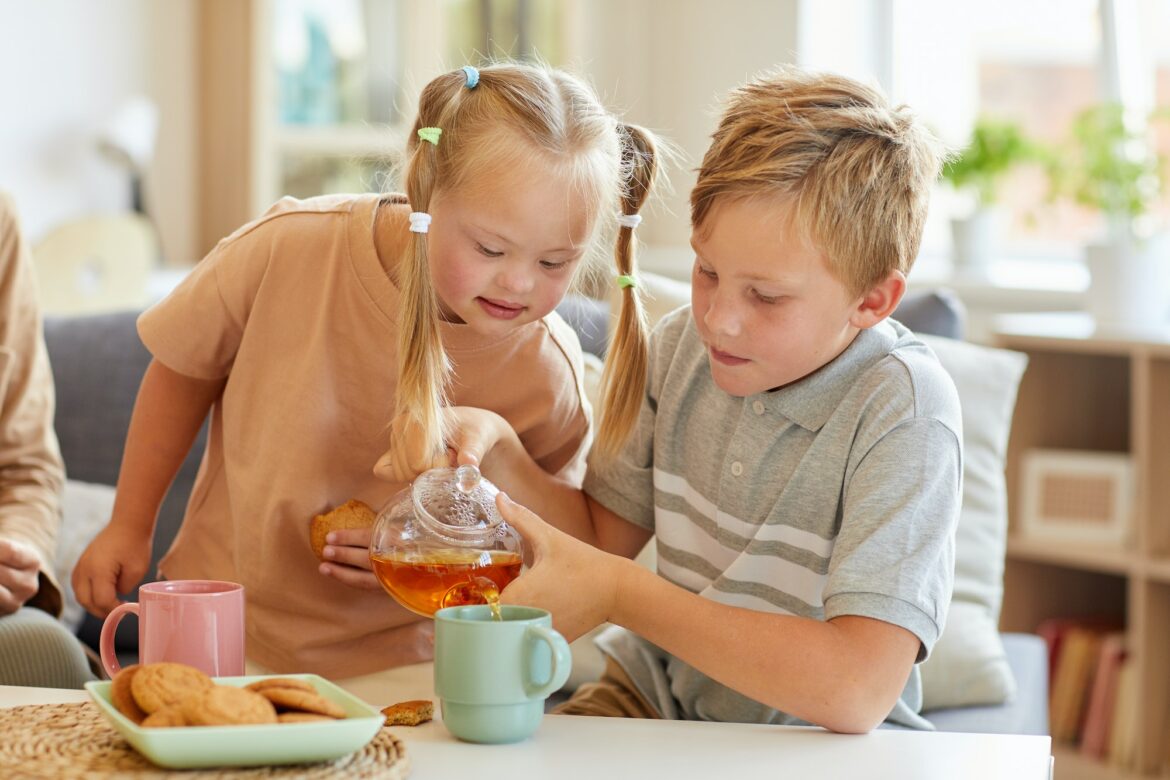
<box><xmin>433</xmin><ymin>604</ymin><xmax>572</xmax><ymax>744</ymax></box>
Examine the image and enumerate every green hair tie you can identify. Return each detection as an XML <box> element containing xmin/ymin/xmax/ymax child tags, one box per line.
<box><xmin>417</xmin><ymin>127</ymin><xmax>442</xmax><ymax>146</ymax></box>
<box><xmin>616</xmin><ymin>274</ymin><xmax>637</xmax><ymax>289</ymax></box>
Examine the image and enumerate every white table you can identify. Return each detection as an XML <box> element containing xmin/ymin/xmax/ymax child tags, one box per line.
<box><xmin>0</xmin><ymin>686</ymin><xmax>1052</xmax><ymax>779</ymax></box>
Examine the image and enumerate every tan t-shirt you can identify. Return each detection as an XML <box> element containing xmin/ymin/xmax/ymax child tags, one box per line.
<box><xmin>140</xmin><ymin>194</ymin><xmax>591</xmax><ymax>677</ymax></box>
<box><xmin>0</xmin><ymin>193</ymin><xmax>65</xmax><ymax>617</ymax></box>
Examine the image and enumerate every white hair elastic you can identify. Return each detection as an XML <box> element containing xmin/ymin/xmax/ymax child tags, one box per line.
<box><xmin>616</xmin><ymin>213</ymin><xmax>642</xmax><ymax>229</ymax></box>
<box><xmin>409</xmin><ymin>212</ymin><xmax>432</xmax><ymax>233</ymax></box>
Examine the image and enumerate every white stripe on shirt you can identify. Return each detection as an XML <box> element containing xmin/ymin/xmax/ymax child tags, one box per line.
<box><xmin>653</xmin><ymin>468</ymin><xmax>835</xmax><ymax>558</ymax></box>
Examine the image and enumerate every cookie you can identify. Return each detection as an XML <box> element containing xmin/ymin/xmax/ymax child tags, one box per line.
<box><xmin>257</xmin><ymin>687</ymin><xmax>347</xmax><ymax>719</ymax></box>
<box><xmin>381</xmin><ymin>699</ymin><xmax>433</xmax><ymax>726</ymax></box>
<box><xmin>245</xmin><ymin>677</ymin><xmax>317</xmax><ymax>694</ymax></box>
<box><xmin>130</xmin><ymin>662</ymin><xmax>214</xmax><ymax>714</ymax></box>
<box><xmin>278</xmin><ymin>711</ymin><xmax>335</xmax><ymax>724</ymax></box>
<box><xmin>141</xmin><ymin>704</ymin><xmax>188</xmax><ymax>728</ymax></box>
<box><xmin>309</xmin><ymin>499</ymin><xmax>376</xmax><ymax>561</ymax></box>
<box><xmin>110</xmin><ymin>664</ymin><xmax>148</xmax><ymax>724</ymax></box>
<box><xmin>182</xmin><ymin>685</ymin><xmax>279</xmax><ymax>726</ymax></box>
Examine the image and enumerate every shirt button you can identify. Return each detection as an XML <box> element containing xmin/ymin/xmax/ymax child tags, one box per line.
<box><xmin>752</xmin><ymin>400</ymin><xmax>765</xmax><ymax>415</ymax></box>
<box><xmin>731</xmin><ymin>461</ymin><xmax>744</xmax><ymax>476</ymax></box>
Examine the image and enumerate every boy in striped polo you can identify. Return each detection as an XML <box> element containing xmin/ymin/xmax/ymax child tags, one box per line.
<box><xmin>452</xmin><ymin>66</ymin><xmax>961</xmax><ymax>733</ymax></box>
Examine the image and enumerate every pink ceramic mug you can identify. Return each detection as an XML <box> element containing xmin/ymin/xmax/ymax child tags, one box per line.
<box><xmin>99</xmin><ymin>580</ymin><xmax>246</xmax><ymax>678</ymax></box>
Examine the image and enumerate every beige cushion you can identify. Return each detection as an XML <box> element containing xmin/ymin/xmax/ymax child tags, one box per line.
<box><xmin>917</xmin><ymin>334</ymin><xmax>1028</xmax><ymax>711</ymax></box>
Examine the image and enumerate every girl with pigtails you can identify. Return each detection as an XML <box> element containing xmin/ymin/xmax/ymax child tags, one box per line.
<box><xmin>72</xmin><ymin>62</ymin><xmax>661</xmax><ymax>699</ymax></box>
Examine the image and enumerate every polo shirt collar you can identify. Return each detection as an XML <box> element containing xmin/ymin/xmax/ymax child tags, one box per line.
<box><xmin>758</xmin><ymin>320</ymin><xmax>899</xmax><ymax>431</ymax></box>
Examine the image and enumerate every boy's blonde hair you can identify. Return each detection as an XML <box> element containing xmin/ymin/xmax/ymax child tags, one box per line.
<box><xmin>396</xmin><ymin>63</ymin><xmax>658</xmax><ymax>469</ymax></box>
<box><xmin>691</xmin><ymin>66</ymin><xmax>944</xmax><ymax>296</ymax></box>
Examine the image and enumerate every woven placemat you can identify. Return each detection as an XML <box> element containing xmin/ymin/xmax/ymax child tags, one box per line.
<box><xmin>0</xmin><ymin>702</ymin><xmax>410</xmax><ymax>779</ymax></box>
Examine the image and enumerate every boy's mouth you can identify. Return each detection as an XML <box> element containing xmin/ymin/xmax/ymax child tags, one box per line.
<box><xmin>477</xmin><ymin>296</ymin><xmax>525</xmax><ymax>320</ymax></box>
<box><xmin>709</xmin><ymin>346</ymin><xmax>750</xmax><ymax>366</ymax></box>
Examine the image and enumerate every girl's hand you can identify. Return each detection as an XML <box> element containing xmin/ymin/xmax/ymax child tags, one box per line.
<box><xmin>0</xmin><ymin>539</ymin><xmax>41</xmax><ymax>615</ymax></box>
<box><xmin>373</xmin><ymin>407</ymin><xmax>512</xmax><ymax>483</ymax></box>
<box><xmin>317</xmin><ymin>526</ymin><xmax>381</xmax><ymax>590</ymax></box>
<box><xmin>72</xmin><ymin>523</ymin><xmax>153</xmax><ymax>618</ymax></box>
<box><xmin>495</xmin><ymin>493</ymin><xmax>621</xmax><ymax>642</ymax></box>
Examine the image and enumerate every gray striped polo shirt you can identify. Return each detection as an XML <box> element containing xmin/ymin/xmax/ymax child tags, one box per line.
<box><xmin>584</xmin><ymin>305</ymin><xmax>961</xmax><ymax>729</ymax></box>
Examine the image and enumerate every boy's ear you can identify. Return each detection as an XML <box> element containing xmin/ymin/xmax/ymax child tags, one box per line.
<box><xmin>849</xmin><ymin>270</ymin><xmax>906</xmax><ymax>330</ymax></box>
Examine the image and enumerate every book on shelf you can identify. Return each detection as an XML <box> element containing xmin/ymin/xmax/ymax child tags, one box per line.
<box><xmin>1108</xmin><ymin>657</ymin><xmax>1138</xmax><ymax>769</ymax></box>
<box><xmin>1079</xmin><ymin>631</ymin><xmax>1126</xmax><ymax>760</ymax></box>
<box><xmin>1049</xmin><ymin>627</ymin><xmax>1103</xmax><ymax>743</ymax></box>
<box><xmin>1035</xmin><ymin>615</ymin><xmax>1121</xmax><ymax>690</ymax></box>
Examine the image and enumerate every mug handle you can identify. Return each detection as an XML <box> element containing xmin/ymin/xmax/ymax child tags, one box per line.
<box><xmin>99</xmin><ymin>602</ymin><xmax>139</xmax><ymax>678</ymax></box>
<box><xmin>522</xmin><ymin>625</ymin><xmax>572</xmax><ymax>699</ymax></box>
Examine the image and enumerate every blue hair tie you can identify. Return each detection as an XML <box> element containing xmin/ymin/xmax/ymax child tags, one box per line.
<box><xmin>462</xmin><ymin>65</ymin><xmax>480</xmax><ymax>89</ymax></box>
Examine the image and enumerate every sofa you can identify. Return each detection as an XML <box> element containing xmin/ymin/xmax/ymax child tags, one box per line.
<box><xmin>43</xmin><ymin>282</ymin><xmax>1047</xmax><ymax>736</ymax></box>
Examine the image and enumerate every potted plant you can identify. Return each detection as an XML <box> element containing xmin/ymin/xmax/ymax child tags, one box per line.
<box><xmin>942</xmin><ymin>118</ymin><xmax>1038</xmax><ymax>271</ymax></box>
<box><xmin>1048</xmin><ymin>103</ymin><xmax>1170</xmax><ymax>328</ymax></box>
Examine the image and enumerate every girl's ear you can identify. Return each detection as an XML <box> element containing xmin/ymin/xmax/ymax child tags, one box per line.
<box><xmin>849</xmin><ymin>269</ymin><xmax>906</xmax><ymax>330</ymax></box>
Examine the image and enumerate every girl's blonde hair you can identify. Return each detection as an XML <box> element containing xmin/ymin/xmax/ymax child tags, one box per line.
<box><xmin>395</xmin><ymin>63</ymin><xmax>659</xmax><ymax>470</ymax></box>
<box><xmin>691</xmin><ymin>66</ymin><xmax>944</xmax><ymax>296</ymax></box>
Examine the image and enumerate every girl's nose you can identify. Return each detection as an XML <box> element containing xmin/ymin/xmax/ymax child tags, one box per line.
<box><xmin>495</xmin><ymin>265</ymin><xmax>534</xmax><ymax>295</ymax></box>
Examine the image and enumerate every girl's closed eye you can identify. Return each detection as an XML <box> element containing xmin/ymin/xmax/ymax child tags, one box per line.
<box><xmin>476</xmin><ymin>242</ymin><xmax>504</xmax><ymax>258</ymax></box>
<box><xmin>539</xmin><ymin>258</ymin><xmax>570</xmax><ymax>271</ymax></box>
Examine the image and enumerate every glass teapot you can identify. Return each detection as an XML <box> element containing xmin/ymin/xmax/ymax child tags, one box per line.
<box><xmin>369</xmin><ymin>465</ymin><xmax>524</xmax><ymax>617</ymax></box>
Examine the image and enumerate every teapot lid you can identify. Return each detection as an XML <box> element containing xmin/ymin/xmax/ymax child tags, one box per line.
<box><xmin>411</xmin><ymin>465</ymin><xmax>504</xmax><ymax>534</ymax></box>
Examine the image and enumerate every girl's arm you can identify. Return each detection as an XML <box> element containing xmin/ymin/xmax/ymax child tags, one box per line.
<box><xmin>73</xmin><ymin>359</ymin><xmax>225</xmax><ymax>617</ymax></box>
<box><xmin>498</xmin><ymin>495</ymin><xmax>919</xmax><ymax>734</ymax></box>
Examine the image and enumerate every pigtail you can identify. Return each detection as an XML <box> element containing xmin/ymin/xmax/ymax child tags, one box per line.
<box><xmin>388</xmin><ymin>77</ymin><xmax>467</xmax><ymax>479</ymax></box>
<box><xmin>594</xmin><ymin>124</ymin><xmax>659</xmax><ymax>461</ymax></box>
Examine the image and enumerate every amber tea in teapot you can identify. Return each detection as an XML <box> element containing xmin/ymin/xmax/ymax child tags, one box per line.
<box><xmin>369</xmin><ymin>465</ymin><xmax>524</xmax><ymax>618</ymax></box>
<box><xmin>371</xmin><ymin>549</ymin><xmax>521</xmax><ymax>617</ymax></box>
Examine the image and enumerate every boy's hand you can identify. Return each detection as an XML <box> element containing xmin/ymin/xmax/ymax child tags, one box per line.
<box><xmin>72</xmin><ymin>523</ymin><xmax>153</xmax><ymax>618</ymax></box>
<box><xmin>495</xmin><ymin>493</ymin><xmax>621</xmax><ymax>643</ymax></box>
<box><xmin>317</xmin><ymin>526</ymin><xmax>381</xmax><ymax>590</ymax></box>
<box><xmin>0</xmin><ymin>538</ymin><xmax>41</xmax><ymax>615</ymax></box>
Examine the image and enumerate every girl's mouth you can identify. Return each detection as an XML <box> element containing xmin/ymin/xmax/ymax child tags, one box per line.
<box><xmin>477</xmin><ymin>297</ymin><xmax>525</xmax><ymax>320</ymax></box>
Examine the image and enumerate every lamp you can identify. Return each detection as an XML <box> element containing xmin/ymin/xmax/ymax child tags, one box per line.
<box><xmin>96</xmin><ymin>96</ymin><xmax>159</xmax><ymax>216</ymax></box>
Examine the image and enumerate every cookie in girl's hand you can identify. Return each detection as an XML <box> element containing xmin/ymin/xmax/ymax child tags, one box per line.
<box><xmin>309</xmin><ymin>499</ymin><xmax>376</xmax><ymax>561</ymax></box>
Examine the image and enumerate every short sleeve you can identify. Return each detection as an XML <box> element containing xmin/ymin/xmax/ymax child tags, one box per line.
<box><xmin>137</xmin><ymin>220</ymin><xmax>272</xmax><ymax>380</ymax></box>
<box><xmin>823</xmin><ymin>417</ymin><xmax>961</xmax><ymax>661</ymax></box>
<box><xmin>582</xmin><ymin>326</ymin><xmax>672</xmax><ymax>532</ymax></box>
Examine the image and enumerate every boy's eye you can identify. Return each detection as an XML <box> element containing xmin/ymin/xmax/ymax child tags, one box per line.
<box><xmin>753</xmin><ymin>289</ymin><xmax>779</xmax><ymax>304</ymax></box>
<box><xmin>476</xmin><ymin>243</ymin><xmax>504</xmax><ymax>258</ymax></box>
<box><xmin>696</xmin><ymin>263</ymin><xmax>716</xmax><ymax>280</ymax></box>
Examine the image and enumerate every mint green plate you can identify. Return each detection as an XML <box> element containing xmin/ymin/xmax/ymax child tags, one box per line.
<box><xmin>85</xmin><ymin>674</ymin><xmax>384</xmax><ymax>769</ymax></box>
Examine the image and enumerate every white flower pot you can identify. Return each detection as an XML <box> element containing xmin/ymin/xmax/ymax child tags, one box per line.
<box><xmin>951</xmin><ymin>208</ymin><xmax>999</xmax><ymax>271</ymax></box>
<box><xmin>1085</xmin><ymin>232</ymin><xmax>1170</xmax><ymax>329</ymax></box>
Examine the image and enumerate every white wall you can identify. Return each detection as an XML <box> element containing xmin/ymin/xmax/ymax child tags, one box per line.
<box><xmin>0</xmin><ymin>0</ymin><xmax>197</xmax><ymax>266</ymax></box>
<box><xmin>578</xmin><ymin>0</ymin><xmax>800</xmax><ymax>274</ymax></box>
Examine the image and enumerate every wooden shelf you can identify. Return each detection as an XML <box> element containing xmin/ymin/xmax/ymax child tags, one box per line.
<box><xmin>1007</xmin><ymin>537</ymin><xmax>1135</xmax><ymax>576</ymax></box>
<box><xmin>1051</xmin><ymin>745</ymin><xmax>1142</xmax><ymax>780</ymax></box>
<box><xmin>995</xmin><ymin>314</ymin><xmax>1170</xmax><ymax>780</ymax></box>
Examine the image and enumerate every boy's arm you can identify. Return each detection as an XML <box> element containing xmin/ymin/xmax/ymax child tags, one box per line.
<box><xmin>73</xmin><ymin>359</ymin><xmax>224</xmax><ymax>616</ymax></box>
<box><xmin>461</xmin><ymin>409</ymin><xmax>651</xmax><ymax>559</ymax></box>
<box><xmin>498</xmin><ymin>496</ymin><xmax>918</xmax><ymax>734</ymax></box>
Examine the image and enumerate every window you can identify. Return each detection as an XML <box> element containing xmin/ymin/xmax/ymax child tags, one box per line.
<box><xmin>254</xmin><ymin>0</ymin><xmax>576</xmax><ymax>211</ymax></box>
<box><xmin>801</xmin><ymin>0</ymin><xmax>1169</xmax><ymax>273</ymax></box>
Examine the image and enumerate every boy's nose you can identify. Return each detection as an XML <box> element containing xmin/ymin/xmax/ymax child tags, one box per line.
<box><xmin>704</xmin><ymin>296</ymin><xmax>742</xmax><ymax>338</ymax></box>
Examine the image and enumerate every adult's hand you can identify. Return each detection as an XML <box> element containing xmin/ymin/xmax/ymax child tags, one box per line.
<box><xmin>0</xmin><ymin>538</ymin><xmax>41</xmax><ymax>615</ymax></box>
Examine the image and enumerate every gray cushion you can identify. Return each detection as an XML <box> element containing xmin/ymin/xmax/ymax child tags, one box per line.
<box><xmin>926</xmin><ymin>633</ymin><xmax>1050</xmax><ymax>736</ymax></box>
<box><xmin>44</xmin><ymin>310</ymin><xmax>208</xmax><ymax>652</ymax></box>
<box><xmin>893</xmin><ymin>288</ymin><xmax>966</xmax><ymax>340</ymax></box>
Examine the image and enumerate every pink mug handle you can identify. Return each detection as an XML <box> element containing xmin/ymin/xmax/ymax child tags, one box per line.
<box><xmin>100</xmin><ymin>602</ymin><xmax>139</xmax><ymax>678</ymax></box>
